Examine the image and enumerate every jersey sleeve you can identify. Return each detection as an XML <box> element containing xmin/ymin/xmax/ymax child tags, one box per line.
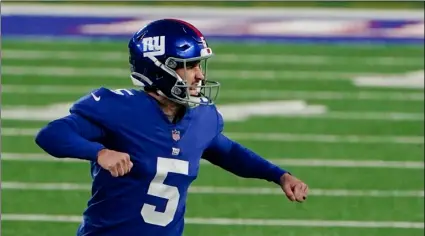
<box><xmin>70</xmin><ymin>87</ymin><xmax>135</xmax><ymax>130</ymax></box>
<box><xmin>35</xmin><ymin>113</ymin><xmax>106</xmax><ymax>161</ymax></box>
<box><xmin>203</xmin><ymin>105</ymin><xmax>287</xmax><ymax>185</ymax></box>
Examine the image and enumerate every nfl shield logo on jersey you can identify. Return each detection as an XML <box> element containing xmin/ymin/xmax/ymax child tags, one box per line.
<box><xmin>172</xmin><ymin>129</ymin><xmax>180</xmax><ymax>141</ymax></box>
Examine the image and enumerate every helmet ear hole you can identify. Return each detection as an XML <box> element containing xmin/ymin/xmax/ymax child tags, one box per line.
<box><xmin>166</xmin><ymin>59</ymin><xmax>178</xmax><ymax>69</ymax></box>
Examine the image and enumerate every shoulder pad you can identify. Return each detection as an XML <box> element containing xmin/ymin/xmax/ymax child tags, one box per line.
<box><xmin>215</xmin><ymin>105</ymin><xmax>224</xmax><ymax>133</ymax></box>
<box><xmin>70</xmin><ymin>87</ymin><xmax>135</xmax><ymax>128</ymax></box>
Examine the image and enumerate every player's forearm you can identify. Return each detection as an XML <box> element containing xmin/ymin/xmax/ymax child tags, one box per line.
<box><xmin>203</xmin><ymin>134</ymin><xmax>288</xmax><ymax>185</ymax></box>
<box><xmin>216</xmin><ymin>142</ymin><xmax>287</xmax><ymax>185</ymax></box>
<box><xmin>35</xmin><ymin>114</ymin><xmax>105</xmax><ymax>161</ymax></box>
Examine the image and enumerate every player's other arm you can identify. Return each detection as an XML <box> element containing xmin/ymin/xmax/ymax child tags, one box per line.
<box><xmin>202</xmin><ymin>133</ymin><xmax>308</xmax><ymax>202</ymax></box>
<box><xmin>202</xmin><ymin>133</ymin><xmax>286</xmax><ymax>184</ymax></box>
<box><xmin>35</xmin><ymin>113</ymin><xmax>133</xmax><ymax>177</ymax></box>
<box><xmin>35</xmin><ymin>113</ymin><xmax>106</xmax><ymax>161</ymax></box>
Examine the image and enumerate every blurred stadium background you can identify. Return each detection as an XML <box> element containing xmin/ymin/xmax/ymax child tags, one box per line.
<box><xmin>1</xmin><ymin>1</ymin><xmax>424</xmax><ymax>236</ymax></box>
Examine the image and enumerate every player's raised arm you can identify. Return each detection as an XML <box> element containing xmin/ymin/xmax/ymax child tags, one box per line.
<box><xmin>35</xmin><ymin>113</ymin><xmax>106</xmax><ymax>161</ymax></box>
<box><xmin>202</xmin><ymin>133</ymin><xmax>309</xmax><ymax>202</ymax></box>
<box><xmin>35</xmin><ymin>87</ymin><xmax>135</xmax><ymax>177</ymax></box>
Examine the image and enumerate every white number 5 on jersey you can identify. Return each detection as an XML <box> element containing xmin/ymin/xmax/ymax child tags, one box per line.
<box><xmin>110</xmin><ymin>88</ymin><xmax>134</xmax><ymax>96</ymax></box>
<box><xmin>141</xmin><ymin>157</ymin><xmax>189</xmax><ymax>226</ymax></box>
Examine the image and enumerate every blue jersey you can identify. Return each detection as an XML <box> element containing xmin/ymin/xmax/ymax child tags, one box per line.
<box><xmin>69</xmin><ymin>87</ymin><xmax>223</xmax><ymax>236</ymax></box>
<box><xmin>35</xmin><ymin>87</ymin><xmax>287</xmax><ymax>236</ymax></box>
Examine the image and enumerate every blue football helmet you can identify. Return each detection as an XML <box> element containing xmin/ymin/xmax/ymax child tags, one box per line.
<box><xmin>128</xmin><ymin>19</ymin><xmax>220</xmax><ymax>107</ymax></box>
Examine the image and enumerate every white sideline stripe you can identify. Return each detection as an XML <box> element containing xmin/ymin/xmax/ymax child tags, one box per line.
<box><xmin>1</xmin><ymin>213</ymin><xmax>424</xmax><ymax>229</ymax></box>
<box><xmin>2</xmin><ymin>85</ymin><xmax>424</xmax><ymax>101</ymax></box>
<box><xmin>3</xmin><ymin>50</ymin><xmax>423</xmax><ymax>67</ymax></box>
<box><xmin>2</xmin><ymin>153</ymin><xmax>423</xmax><ymax>169</ymax></box>
<box><xmin>3</xmin><ymin>128</ymin><xmax>424</xmax><ymax>144</ymax></box>
<box><xmin>2</xmin><ymin>182</ymin><xmax>424</xmax><ymax>198</ymax></box>
<box><xmin>2</xmin><ymin>65</ymin><xmax>386</xmax><ymax>81</ymax></box>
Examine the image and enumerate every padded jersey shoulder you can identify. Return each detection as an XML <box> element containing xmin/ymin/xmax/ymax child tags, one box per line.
<box><xmin>69</xmin><ymin>87</ymin><xmax>146</xmax><ymax>130</ymax></box>
<box><xmin>191</xmin><ymin>103</ymin><xmax>224</xmax><ymax>137</ymax></box>
<box><xmin>215</xmin><ymin>105</ymin><xmax>224</xmax><ymax>134</ymax></box>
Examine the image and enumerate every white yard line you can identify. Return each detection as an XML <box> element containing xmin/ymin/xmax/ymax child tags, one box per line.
<box><xmin>2</xmin><ymin>128</ymin><xmax>40</xmax><ymax>136</ymax></box>
<box><xmin>306</xmin><ymin>111</ymin><xmax>424</xmax><ymax>121</ymax></box>
<box><xmin>3</xmin><ymin>128</ymin><xmax>424</xmax><ymax>144</ymax></box>
<box><xmin>1</xmin><ymin>65</ymin><xmax>382</xmax><ymax>81</ymax></box>
<box><xmin>2</xmin><ymin>182</ymin><xmax>424</xmax><ymax>197</ymax></box>
<box><xmin>3</xmin><ymin>109</ymin><xmax>424</xmax><ymax>122</ymax></box>
<box><xmin>1</xmin><ymin>213</ymin><xmax>424</xmax><ymax>229</ymax></box>
<box><xmin>1</xmin><ymin>153</ymin><xmax>84</xmax><ymax>162</ymax></box>
<box><xmin>2</xmin><ymin>86</ymin><xmax>424</xmax><ymax>121</ymax></box>
<box><xmin>189</xmin><ymin>187</ymin><xmax>425</xmax><ymax>198</ymax></box>
<box><xmin>3</xmin><ymin>50</ymin><xmax>423</xmax><ymax>66</ymax></box>
<box><xmin>221</xmin><ymin>90</ymin><xmax>424</xmax><ymax>101</ymax></box>
<box><xmin>4</xmin><ymin>65</ymin><xmax>425</xmax><ymax>87</ymax></box>
<box><xmin>267</xmin><ymin>159</ymin><xmax>425</xmax><ymax>169</ymax></box>
<box><xmin>2</xmin><ymin>153</ymin><xmax>423</xmax><ymax>169</ymax></box>
<box><xmin>2</xmin><ymin>85</ymin><xmax>424</xmax><ymax>101</ymax></box>
<box><xmin>224</xmin><ymin>132</ymin><xmax>424</xmax><ymax>144</ymax></box>
<box><xmin>2</xmin><ymin>85</ymin><xmax>97</xmax><ymax>94</ymax></box>
<box><xmin>3</xmin><ymin>66</ymin><xmax>127</xmax><ymax>78</ymax></box>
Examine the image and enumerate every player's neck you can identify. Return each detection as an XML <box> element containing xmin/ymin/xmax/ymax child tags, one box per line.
<box><xmin>163</xmin><ymin>103</ymin><xmax>180</xmax><ymax>122</ymax></box>
<box><xmin>148</xmin><ymin>92</ymin><xmax>184</xmax><ymax>123</ymax></box>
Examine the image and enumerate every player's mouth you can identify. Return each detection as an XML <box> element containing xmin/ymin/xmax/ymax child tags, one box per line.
<box><xmin>189</xmin><ymin>88</ymin><xmax>199</xmax><ymax>96</ymax></box>
<box><xmin>189</xmin><ymin>84</ymin><xmax>200</xmax><ymax>96</ymax></box>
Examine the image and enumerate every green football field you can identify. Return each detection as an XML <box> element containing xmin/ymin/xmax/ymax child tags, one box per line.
<box><xmin>1</xmin><ymin>39</ymin><xmax>424</xmax><ymax>236</ymax></box>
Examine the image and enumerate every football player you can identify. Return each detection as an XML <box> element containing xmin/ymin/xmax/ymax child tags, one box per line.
<box><xmin>35</xmin><ymin>18</ymin><xmax>309</xmax><ymax>236</ymax></box>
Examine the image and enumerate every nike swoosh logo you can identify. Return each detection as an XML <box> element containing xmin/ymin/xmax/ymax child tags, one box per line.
<box><xmin>91</xmin><ymin>92</ymin><xmax>101</xmax><ymax>101</ymax></box>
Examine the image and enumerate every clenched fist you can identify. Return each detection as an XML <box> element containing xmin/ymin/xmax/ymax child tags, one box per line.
<box><xmin>97</xmin><ymin>149</ymin><xmax>133</xmax><ymax>177</ymax></box>
<box><xmin>280</xmin><ymin>173</ymin><xmax>309</xmax><ymax>203</ymax></box>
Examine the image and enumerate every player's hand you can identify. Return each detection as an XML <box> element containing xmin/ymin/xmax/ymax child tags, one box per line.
<box><xmin>97</xmin><ymin>149</ymin><xmax>133</xmax><ymax>177</ymax></box>
<box><xmin>279</xmin><ymin>173</ymin><xmax>309</xmax><ymax>202</ymax></box>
